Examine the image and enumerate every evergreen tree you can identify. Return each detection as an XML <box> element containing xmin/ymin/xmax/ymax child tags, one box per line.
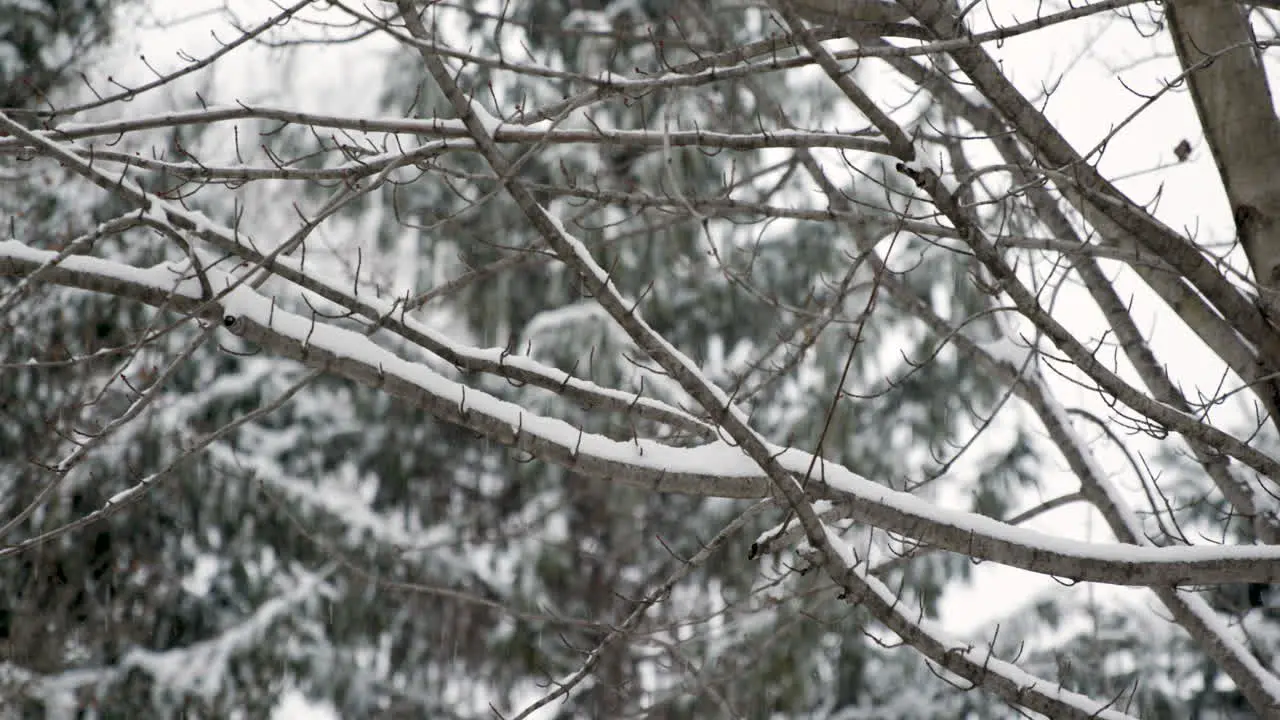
<box><xmin>6</xmin><ymin>1</ymin><xmax>1280</xmax><ymax>718</ymax></box>
<box><xmin>2</xmin><ymin>2</ymin><xmax>1011</xmax><ymax>715</ymax></box>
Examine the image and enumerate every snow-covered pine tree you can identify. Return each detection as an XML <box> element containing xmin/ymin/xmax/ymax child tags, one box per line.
<box><xmin>1</xmin><ymin>3</ymin><xmax>339</xmax><ymax>716</ymax></box>
<box><xmin>3</xmin><ymin>2</ymin><xmax>1023</xmax><ymax>715</ymax></box>
<box><xmin>258</xmin><ymin>2</ymin><xmax>1030</xmax><ymax>715</ymax></box>
<box><xmin>13</xmin><ymin>1</ymin><xmax>1279</xmax><ymax>717</ymax></box>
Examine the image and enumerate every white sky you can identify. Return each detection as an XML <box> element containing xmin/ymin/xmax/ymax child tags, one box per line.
<box><xmin>939</xmin><ymin>1</ymin><xmax>1249</xmax><ymax>634</ymax></box>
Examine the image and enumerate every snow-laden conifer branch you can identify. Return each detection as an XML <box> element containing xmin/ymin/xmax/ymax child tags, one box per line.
<box><xmin>4</xmin><ymin>566</ymin><xmax>335</xmax><ymax>713</ymax></box>
<box><xmin>121</xmin><ymin>566</ymin><xmax>336</xmax><ymax>702</ymax></box>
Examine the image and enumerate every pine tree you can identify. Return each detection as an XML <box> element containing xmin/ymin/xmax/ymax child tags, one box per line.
<box><xmin>2</xmin><ymin>3</ymin><xmax>1011</xmax><ymax>715</ymax></box>
<box><xmin>8</xmin><ymin>2</ymin><xmax>1280</xmax><ymax>718</ymax></box>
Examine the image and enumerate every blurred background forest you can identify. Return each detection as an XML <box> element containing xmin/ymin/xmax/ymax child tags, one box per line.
<box><xmin>2</xmin><ymin>1</ymin><xmax>1276</xmax><ymax>718</ymax></box>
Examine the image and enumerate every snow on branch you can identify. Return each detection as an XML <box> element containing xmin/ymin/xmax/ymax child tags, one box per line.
<box><xmin>9</xmin><ymin>189</ymin><xmax>1280</xmax><ymax>591</ymax></box>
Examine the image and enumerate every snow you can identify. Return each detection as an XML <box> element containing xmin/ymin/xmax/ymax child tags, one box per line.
<box><xmin>520</xmin><ymin>300</ymin><xmax>610</xmax><ymax>346</ymax></box>
<box><xmin>202</xmin><ymin>442</ymin><xmax>421</xmax><ymax>548</ymax></box>
<box><xmin>541</xmin><ymin>211</ymin><xmax>755</xmax><ymax>423</ymax></box>
<box><xmin>122</xmin><ymin>566</ymin><xmax>335</xmax><ymax>702</ymax></box>
<box><xmin>3</xmin><ymin>101</ymin><xmax>897</xmax><ymax>157</ymax></box>
<box><xmin>1175</xmin><ymin>586</ymin><xmax>1280</xmax><ymax>701</ymax></box>
<box><xmin>823</xmin><ymin>521</ymin><xmax>859</xmax><ymax>568</ymax></box>
<box><xmin>469</xmin><ymin>101</ymin><xmax>506</xmax><ymax>136</ymax></box>
<box><xmin>211</xmin><ymin>262</ymin><xmax>1280</xmax><ymax>579</ymax></box>
<box><xmin>978</xmin><ymin>330</ymin><xmax>1034</xmax><ymax>369</ymax></box>
<box><xmin>48</xmin><ymin>104</ymin><xmax>472</xmax><ymax>138</ymax></box>
<box><xmin>180</xmin><ymin>554</ymin><xmax>220</xmax><ymax>597</ymax></box>
<box><xmin>11</xmin><ymin>3</ymin><xmax>1280</xmax><ymax>715</ymax></box>
<box><xmin>0</xmin><ymin>237</ymin><xmax>709</xmax><ymax>438</ymax></box>
<box><xmin>854</xmin><ymin>567</ymin><xmax>1140</xmax><ymax>720</ymax></box>
<box><xmin>0</xmin><ymin>240</ymin><xmax>206</xmax><ymax>299</ymax></box>
<box><xmin>272</xmin><ymin>691</ymin><xmax>340</xmax><ymax>720</ymax></box>
<box><xmin>4</xmin><ymin>567</ymin><xmax>337</xmax><ymax>717</ymax></box>
<box><xmin>13</xmin><ymin>234</ymin><xmax>1280</xmax><ymax>583</ymax></box>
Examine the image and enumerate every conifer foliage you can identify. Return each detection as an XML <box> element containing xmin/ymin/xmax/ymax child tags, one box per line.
<box><xmin>3</xmin><ymin>1</ymin><xmax>1280</xmax><ymax>717</ymax></box>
